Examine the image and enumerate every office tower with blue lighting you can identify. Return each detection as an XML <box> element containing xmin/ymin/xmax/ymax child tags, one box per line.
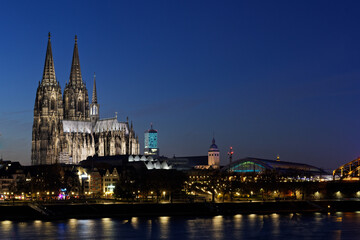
<box><xmin>144</xmin><ymin>124</ymin><xmax>159</xmax><ymax>156</ymax></box>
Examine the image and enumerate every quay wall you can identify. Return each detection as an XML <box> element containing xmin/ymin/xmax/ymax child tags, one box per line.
<box><xmin>0</xmin><ymin>200</ymin><xmax>358</xmax><ymax>220</ymax></box>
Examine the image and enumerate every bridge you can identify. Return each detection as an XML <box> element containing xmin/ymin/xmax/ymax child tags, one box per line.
<box><xmin>333</xmin><ymin>157</ymin><xmax>360</xmax><ymax>180</ymax></box>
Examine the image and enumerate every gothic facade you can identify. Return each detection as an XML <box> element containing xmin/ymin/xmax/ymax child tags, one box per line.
<box><xmin>31</xmin><ymin>34</ymin><xmax>140</xmax><ymax>165</ymax></box>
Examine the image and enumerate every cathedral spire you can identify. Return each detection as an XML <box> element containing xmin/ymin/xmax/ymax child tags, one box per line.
<box><xmin>41</xmin><ymin>32</ymin><xmax>57</xmax><ymax>85</ymax></box>
<box><xmin>90</xmin><ymin>72</ymin><xmax>100</xmax><ymax>122</ymax></box>
<box><xmin>69</xmin><ymin>35</ymin><xmax>83</xmax><ymax>86</ymax></box>
<box><xmin>92</xmin><ymin>72</ymin><xmax>97</xmax><ymax>104</ymax></box>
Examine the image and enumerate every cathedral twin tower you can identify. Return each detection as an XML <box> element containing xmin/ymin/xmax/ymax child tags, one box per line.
<box><xmin>31</xmin><ymin>33</ymin><xmax>140</xmax><ymax>165</ymax></box>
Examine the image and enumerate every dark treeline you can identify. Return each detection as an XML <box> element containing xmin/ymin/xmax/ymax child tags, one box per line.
<box><xmin>15</xmin><ymin>165</ymin><xmax>81</xmax><ymax>197</ymax></box>
<box><xmin>114</xmin><ymin>169</ymin><xmax>186</xmax><ymax>202</ymax></box>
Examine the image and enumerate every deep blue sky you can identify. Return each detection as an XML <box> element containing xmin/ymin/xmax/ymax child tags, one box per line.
<box><xmin>1</xmin><ymin>1</ymin><xmax>360</xmax><ymax>170</ymax></box>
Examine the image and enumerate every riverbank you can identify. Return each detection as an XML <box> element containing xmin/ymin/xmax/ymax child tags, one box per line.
<box><xmin>0</xmin><ymin>200</ymin><xmax>359</xmax><ymax>220</ymax></box>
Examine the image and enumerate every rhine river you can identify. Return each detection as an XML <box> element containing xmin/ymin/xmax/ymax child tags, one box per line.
<box><xmin>1</xmin><ymin>212</ymin><xmax>360</xmax><ymax>239</ymax></box>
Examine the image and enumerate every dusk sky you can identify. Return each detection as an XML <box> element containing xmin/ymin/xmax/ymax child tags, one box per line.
<box><xmin>1</xmin><ymin>1</ymin><xmax>360</xmax><ymax>170</ymax></box>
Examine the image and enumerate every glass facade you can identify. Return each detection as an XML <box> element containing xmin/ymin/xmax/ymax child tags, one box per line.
<box><xmin>224</xmin><ymin>158</ymin><xmax>327</xmax><ymax>176</ymax></box>
<box><xmin>230</xmin><ymin>161</ymin><xmax>265</xmax><ymax>173</ymax></box>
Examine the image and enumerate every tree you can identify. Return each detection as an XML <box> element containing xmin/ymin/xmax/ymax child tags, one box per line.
<box><xmin>114</xmin><ymin>167</ymin><xmax>138</xmax><ymax>201</ymax></box>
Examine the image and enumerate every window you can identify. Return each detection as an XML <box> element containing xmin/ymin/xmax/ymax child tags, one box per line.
<box><xmin>50</xmin><ymin>98</ymin><xmax>55</xmax><ymax>111</ymax></box>
<box><xmin>78</xmin><ymin>99</ymin><xmax>84</xmax><ymax>112</ymax></box>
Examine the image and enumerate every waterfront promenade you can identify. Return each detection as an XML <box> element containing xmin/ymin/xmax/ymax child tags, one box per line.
<box><xmin>0</xmin><ymin>200</ymin><xmax>359</xmax><ymax>221</ymax></box>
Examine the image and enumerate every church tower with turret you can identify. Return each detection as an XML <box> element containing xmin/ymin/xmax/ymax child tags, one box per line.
<box><xmin>31</xmin><ymin>33</ymin><xmax>64</xmax><ymax>165</ymax></box>
<box><xmin>208</xmin><ymin>137</ymin><xmax>220</xmax><ymax>168</ymax></box>
<box><xmin>63</xmin><ymin>35</ymin><xmax>90</xmax><ymax>121</ymax></box>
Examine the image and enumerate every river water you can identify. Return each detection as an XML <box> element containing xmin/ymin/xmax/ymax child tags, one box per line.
<box><xmin>1</xmin><ymin>212</ymin><xmax>359</xmax><ymax>239</ymax></box>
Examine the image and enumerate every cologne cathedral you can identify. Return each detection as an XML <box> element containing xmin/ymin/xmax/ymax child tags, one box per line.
<box><xmin>31</xmin><ymin>34</ymin><xmax>140</xmax><ymax>165</ymax></box>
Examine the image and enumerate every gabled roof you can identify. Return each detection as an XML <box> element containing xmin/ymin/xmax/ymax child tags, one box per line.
<box><xmin>94</xmin><ymin>118</ymin><xmax>128</xmax><ymax>133</ymax></box>
<box><xmin>62</xmin><ymin>120</ymin><xmax>92</xmax><ymax>133</ymax></box>
<box><xmin>62</xmin><ymin>118</ymin><xmax>129</xmax><ymax>134</ymax></box>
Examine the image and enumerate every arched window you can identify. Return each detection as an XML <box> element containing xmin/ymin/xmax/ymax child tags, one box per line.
<box><xmin>65</xmin><ymin>97</ymin><xmax>69</xmax><ymax>109</ymax></box>
<box><xmin>78</xmin><ymin>99</ymin><xmax>83</xmax><ymax>112</ymax></box>
<box><xmin>92</xmin><ymin>105</ymin><xmax>97</xmax><ymax>115</ymax></box>
<box><xmin>51</xmin><ymin>121</ymin><xmax>55</xmax><ymax>133</ymax></box>
<box><xmin>50</xmin><ymin>98</ymin><xmax>55</xmax><ymax>111</ymax></box>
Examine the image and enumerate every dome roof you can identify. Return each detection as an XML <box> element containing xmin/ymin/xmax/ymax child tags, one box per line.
<box><xmin>209</xmin><ymin>138</ymin><xmax>218</xmax><ymax>150</ymax></box>
<box><xmin>145</xmin><ymin>123</ymin><xmax>157</xmax><ymax>133</ymax></box>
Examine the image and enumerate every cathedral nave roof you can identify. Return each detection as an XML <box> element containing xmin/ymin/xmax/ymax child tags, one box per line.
<box><xmin>62</xmin><ymin>118</ymin><xmax>129</xmax><ymax>134</ymax></box>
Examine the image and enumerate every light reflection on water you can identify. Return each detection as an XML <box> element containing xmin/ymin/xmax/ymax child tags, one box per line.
<box><xmin>131</xmin><ymin>217</ymin><xmax>139</xmax><ymax>229</ymax></box>
<box><xmin>212</xmin><ymin>215</ymin><xmax>224</xmax><ymax>239</ymax></box>
<box><xmin>159</xmin><ymin>216</ymin><xmax>170</xmax><ymax>238</ymax></box>
<box><xmin>1</xmin><ymin>213</ymin><xmax>360</xmax><ymax>239</ymax></box>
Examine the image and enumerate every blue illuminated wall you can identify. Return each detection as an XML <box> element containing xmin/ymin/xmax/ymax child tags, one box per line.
<box><xmin>145</xmin><ymin>132</ymin><xmax>158</xmax><ymax>149</ymax></box>
<box><xmin>144</xmin><ymin>125</ymin><xmax>159</xmax><ymax>156</ymax></box>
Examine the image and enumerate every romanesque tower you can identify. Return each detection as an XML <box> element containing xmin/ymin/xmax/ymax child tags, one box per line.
<box><xmin>31</xmin><ymin>33</ymin><xmax>64</xmax><ymax>165</ymax></box>
<box><xmin>63</xmin><ymin>36</ymin><xmax>90</xmax><ymax>121</ymax></box>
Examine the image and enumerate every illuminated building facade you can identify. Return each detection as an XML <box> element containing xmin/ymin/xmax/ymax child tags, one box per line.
<box><xmin>88</xmin><ymin>169</ymin><xmax>102</xmax><ymax>196</ymax></box>
<box><xmin>208</xmin><ymin>138</ymin><xmax>220</xmax><ymax>168</ymax></box>
<box><xmin>31</xmin><ymin>34</ymin><xmax>140</xmax><ymax>165</ymax></box>
<box><xmin>102</xmin><ymin>168</ymin><xmax>119</xmax><ymax>196</ymax></box>
<box><xmin>144</xmin><ymin>124</ymin><xmax>159</xmax><ymax>156</ymax></box>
